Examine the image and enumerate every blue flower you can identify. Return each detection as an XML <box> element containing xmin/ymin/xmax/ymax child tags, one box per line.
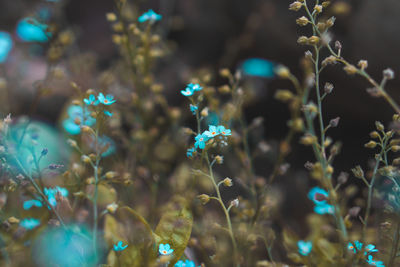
<box><xmin>0</xmin><ymin>32</ymin><xmax>13</xmax><ymax>63</ymax></box>
<box><xmin>44</xmin><ymin>186</ymin><xmax>69</xmax><ymax>207</ymax></box>
<box><xmin>307</xmin><ymin>187</ymin><xmax>328</xmax><ymax>205</ymax></box>
<box><xmin>138</xmin><ymin>9</ymin><xmax>162</xmax><ymax>23</ymax></box>
<box><xmin>113</xmin><ymin>241</ymin><xmax>128</xmax><ymax>252</ymax></box>
<box><xmin>217</xmin><ymin>125</ymin><xmax>231</xmax><ymax>136</ymax></box>
<box><xmin>365</xmin><ymin>244</ymin><xmax>379</xmax><ymax>254</ymax></box>
<box><xmin>159</xmin><ymin>243</ymin><xmax>174</xmax><ymax>255</ymax></box>
<box><xmin>98</xmin><ymin>93</ymin><xmax>116</xmax><ymax>105</ymax></box>
<box><xmin>187</xmin><ymin>147</ymin><xmax>196</xmax><ymax>158</ymax></box>
<box><xmin>20</xmin><ymin>218</ymin><xmax>40</xmax><ymax>230</ymax></box>
<box><xmin>190</xmin><ymin>104</ymin><xmax>198</xmax><ymax>115</ymax></box>
<box><xmin>181</xmin><ymin>83</ymin><xmax>203</xmax><ymax>96</ymax></box>
<box><xmin>241</xmin><ymin>58</ymin><xmax>275</xmax><ymax>78</ymax></box>
<box><xmin>175</xmin><ymin>260</ymin><xmax>196</xmax><ymax>267</ymax></box>
<box><xmin>314</xmin><ymin>203</ymin><xmax>334</xmax><ymax>215</ymax></box>
<box><xmin>16</xmin><ymin>18</ymin><xmax>51</xmax><ymax>43</ymax></box>
<box><xmin>297</xmin><ymin>240</ymin><xmax>312</xmax><ymax>256</ymax></box>
<box><xmin>194</xmin><ymin>133</ymin><xmax>209</xmax><ymax>150</ymax></box>
<box><xmin>366</xmin><ymin>255</ymin><xmax>385</xmax><ymax>267</ymax></box>
<box><xmin>104</xmin><ymin>110</ymin><xmax>113</xmax><ymax>117</ymax></box>
<box><xmin>63</xmin><ymin>105</ymin><xmax>96</xmax><ymax>135</ymax></box>
<box><xmin>98</xmin><ymin>135</ymin><xmax>116</xmax><ymax>157</ymax></box>
<box><xmin>83</xmin><ymin>94</ymin><xmax>99</xmax><ymax>106</ymax></box>
<box><xmin>204</xmin><ymin>125</ymin><xmax>219</xmax><ymax>138</ymax></box>
<box><xmin>23</xmin><ymin>199</ymin><xmax>43</xmax><ymax>210</ymax></box>
<box><xmin>348</xmin><ymin>241</ymin><xmax>363</xmax><ymax>253</ymax></box>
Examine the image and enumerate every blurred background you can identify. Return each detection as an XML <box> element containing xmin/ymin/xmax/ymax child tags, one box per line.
<box><xmin>1</xmin><ymin>0</ymin><xmax>399</xmax><ymax>244</ymax></box>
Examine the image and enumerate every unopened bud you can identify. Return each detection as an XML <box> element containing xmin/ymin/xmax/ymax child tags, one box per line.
<box><xmin>230</xmin><ymin>198</ymin><xmax>239</xmax><ymax>208</ymax></box>
<box><xmin>329</xmin><ymin>117</ymin><xmax>340</xmax><ymax>128</ymax></box>
<box><xmin>364</xmin><ymin>141</ymin><xmax>377</xmax><ymax>149</ymax></box>
<box><xmin>289</xmin><ymin>1</ymin><xmax>303</xmax><ymax>11</ymax></box>
<box><xmin>324</xmin><ymin>83</ymin><xmax>334</xmax><ymax>94</ymax></box>
<box><xmin>383</xmin><ymin>68</ymin><xmax>394</xmax><ymax>80</ymax></box>
<box><xmin>351</xmin><ymin>165</ymin><xmax>364</xmax><ymax>179</ymax></box>
<box><xmin>223</xmin><ymin>177</ymin><xmax>233</xmax><ymax>187</ymax></box>
<box><xmin>308</xmin><ymin>36</ymin><xmax>320</xmax><ymax>45</ymax></box>
<box><xmin>358</xmin><ymin>60</ymin><xmax>368</xmax><ymax>70</ymax></box>
<box><xmin>106</xmin><ymin>202</ymin><xmax>118</xmax><ymax>213</ymax></box>
<box><xmin>275</xmin><ymin>65</ymin><xmax>290</xmax><ymax>78</ymax></box>
<box><xmin>296</xmin><ymin>16</ymin><xmax>309</xmax><ymax>26</ymax></box>
<box><xmin>343</xmin><ymin>64</ymin><xmax>358</xmax><ymax>75</ymax></box>
<box><xmin>198</xmin><ymin>194</ymin><xmax>210</xmax><ymax>205</ymax></box>
<box><xmin>314</xmin><ymin>5</ymin><xmax>323</xmax><ymax>13</ymax></box>
<box><xmin>375</xmin><ymin>121</ymin><xmax>384</xmax><ymax>131</ymax></box>
<box><xmin>274</xmin><ymin>90</ymin><xmax>294</xmax><ymax>102</ymax></box>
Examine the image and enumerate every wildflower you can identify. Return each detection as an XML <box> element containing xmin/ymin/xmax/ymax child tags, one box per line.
<box><xmin>194</xmin><ymin>133</ymin><xmax>209</xmax><ymax>149</ymax></box>
<box><xmin>181</xmin><ymin>83</ymin><xmax>203</xmax><ymax>97</ymax></box>
<box><xmin>217</xmin><ymin>125</ymin><xmax>232</xmax><ymax>136</ymax></box>
<box><xmin>83</xmin><ymin>94</ymin><xmax>99</xmax><ymax>106</ymax></box>
<box><xmin>198</xmin><ymin>194</ymin><xmax>210</xmax><ymax>205</ymax></box>
<box><xmin>98</xmin><ymin>93</ymin><xmax>116</xmax><ymax>105</ymax></box>
<box><xmin>20</xmin><ymin>218</ymin><xmax>40</xmax><ymax>230</ymax></box>
<box><xmin>223</xmin><ymin>177</ymin><xmax>233</xmax><ymax>187</ymax></box>
<box><xmin>159</xmin><ymin>243</ymin><xmax>174</xmax><ymax>255</ymax></box>
<box><xmin>241</xmin><ymin>58</ymin><xmax>275</xmax><ymax>78</ymax></box>
<box><xmin>348</xmin><ymin>241</ymin><xmax>363</xmax><ymax>253</ymax></box>
<box><xmin>175</xmin><ymin>260</ymin><xmax>196</xmax><ymax>267</ymax></box>
<box><xmin>104</xmin><ymin>110</ymin><xmax>113</xmax><ymax>117</ymax></box>
<box><xmin>190</xmin><ymin>104</ymin><xmax>198</xmax><ymax>115</ymax></box>
<box><xmin>138</xmin><ymin>9</ymin><xmax>162</xmax><ymax>23</ymax></box>
<box><xmin>204</xmin><ymin>125</ymin><xmax>219</xmax><ymax>138</ymax></box>
<box><xmin>298</xmin><ymin>240</ymin><xmax>312</xmax><ymax>256</ymax></box>
<box><xmin>107</xmin><ymin>202</ymin><xmax>118</xmax><ymax>213</ymax></box>
<box><xmin>365</xmin><ymin>244</ymin><xmax>379</xmax><ymax>254</ymax></box>
<box><xmin>113</xmin><ymin>241</ymin><xmax>128</xmax><ymax>252</ymax></box>
<box><xmin>44</xmin><ymin>186</ymin><xmax>69</xmax><ymax>207</ymax></box>
<box><xmin>16</xmin><ymin>18</ymin><xmax>51</xmax><ymax>43</ymax></box>
<box><xmin>0</xmin><ymin>32</ymin><xmax>13</xmax><ymax>63</ymax></box>
<box><xmin>186</xmin><ymin>147</ymin><xmax>196</xmax><ymax>158</ymax></box>
<box><xmin>307</xmin><ymin>187</ymin><xmax>328</xmax><ymax>205</ymax></box>
<box><xmin>23</xmin><ymin>199</ymin><xmax>43</xmax><ymax>210</ymax></box>
<box><xmin>314</xmin><ymin>203</ymin><xmax>334</xmax><ymax>215</ymax></box>
<box><xmin>366</xmin><ymin>255</ymin><xmax>385</xmax><ymax>267</ymax></box>
<box><xmin>63</xmin><ymin>105</ymin><xmax>96</xmax><ymax>135</ymax></box>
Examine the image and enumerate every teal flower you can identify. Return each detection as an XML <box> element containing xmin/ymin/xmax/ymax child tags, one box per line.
<box><xmin>204</xmin><ymin>125</ymin><xmax>219</xmax><ymax>138</ymax></box>
<box><xmin>63</xmin><ymin>105</ymin><xmax>96</xmax><ymax>135</ymax></box>
<box><xmin>138</xmin><ymin>9</ymin><xmax>162</xmax><ymax>23</ymax></box>
<box><xmin>241</xmin><ymin>58</ymin><xmax>275</xmax><ymax>78</ymax></box>
<box><xmin>314</xmin><ymin>203</ymin><xmax>334</xmax><ymax>215</ymax></box>
<box><xmin>16</xmin><ymin>18</ymin><xmax>51</xmax><ymax>43</ymax></box>
<box><xmin>348</xmin><ymin>241</ymin><xmax>363</xmax><ymax>253</ymax></box>
<box><xmin>217</xmin><ymin>125</ymin><xmax>231</xmax><ymax>136</ymax></box>
<box><xmin>98</xmin><ymin>93</ymin><xmax>116</xmax><ymax>105</ymax></box>
<box><xmin>366</xmin><ymin>255</ymin><xmax>385</xmax><ymax>267</ymax></box>
<box><xmin>44</xmin><ymin>186</ymin><xmax>68</xmax><ymax>207</ymax></box>
<box><xmin>20</xmin><ymin>218</ymin><xmax>40</xmax><ymax>230</ymax></box>
<box><xmin>175</xmin><ymin>260</ymin><xmax>196</xmax><ymax>267</ymax></box>
<box><xmin>0</xmin><ymin>31</ymin><xmax>13</xmax><ymax>63</ymax></box>
<box><xmin>307</xmin><ymin>187</ymin><xmax>328</xmax><ymax>205</ymax></box>
<box><xmin>190</xmin><ymin>104</ymin><xmax>198</xmax><ymax>115</ymax></box>
<box><xmin>83</xmin><ymin>94</ymin><xmax>99</xmax><ymax>106</ymax></box>
<box><xmin>23</xmin><ymin>199</ymin><xmax>43</xmax><ymax>210</ymax></box>
<box><xmin>365</xmin><ymin>244</ymin><xmax>379</xmax><ymax>254</ymax></box>
<box><xmin>194</xmin><ymin>133</ymin><xmax>209</xmax><ymax>149</ymax></box>
<box><xmin>159</xmin><ymin>243</ymin><xmax>173</xmax><ymax>255</ymax></box>
<box><xmin>113</xmin><ymin>241</ymin><xmax>128</xmax><ymax>252</ymax></box>
<box><xmin>181</xmin><ymin>83</ymin><xmax>202</xmax><ymax>96</ymax></box>
<box><xmin>187</xmin><ymin>147</ymin><xmax>196</xmax><ymax>158</ymax></box>
<box><xmin>298</xmin><ymin>240</ymin><xmax>312</xmax><ymax>256</ymax></box>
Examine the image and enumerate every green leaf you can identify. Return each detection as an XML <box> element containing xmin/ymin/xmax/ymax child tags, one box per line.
<box><xmin>154</xmin><ymin>196</ymin><xmax>193</xmax><ymax>266</ymax></box>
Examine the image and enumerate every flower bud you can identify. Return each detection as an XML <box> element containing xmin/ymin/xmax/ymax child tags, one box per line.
<box><xmin>392</xmin><ymin>145</ymin><xmax>400</xmax><ymax>152</ymax></box>
<box><xmin>223</xmin><ymin>177</ymin><xmax>233</xmax><ymax>187</ymax></box>
<box><xmin>308</xmin><ymin>36</ymin><xmax>320</xmax><ymax>45</ymax></box>
<box><xmin>219</xmin><ymin>68</ymin><xmax>231</xmax><ymax>78</ymax></box>
<box><xmin>383</xmin><ymin>68</ymin><xmax>395</xmax><ymax>80</ymax></box>
<box><xmin>351</xmin><ymin>165</ymin><xmax>364</xmax><ymax>179</ymax></box>
<box><xmin>300</xmin><ymin>134</ymin><xmax>317</xmax><ymax>145</ymax></box>
<box><xmin>375</xmin><ymin>121</ymin><xmax>384</xmax><ymax>131</ymax></box>
<box><xmin>274</xmin><ymin>90</ymin><xmax>294</xmax><ymax>102</ymax></box>
<box><xmin>198</xmin><ymin>194</ymin><xmax>210</xmax><ymax>205</ymax></box>
<box><xmin>106</xmin><ymin>202</ymin><xmax>118</xmax><ymax>213</ymax></box>
<box><xmin>358</xmin><ymin>60</ymin><xmax>368</xmax><ymax>70</ymax></box>
<box><xmin>289</xmin><ymin>1</ymin><xmax>303</xmax><ymax>11</ymax></box>
<box><xmin>329</xmin><ymin>117</ymin><xmax>340</xmax><ymax>128</ymax></box>
<box><xmin>364</xmin><ymin>141</ymin><xmax>377</xmax><ymax>149</ymax></box>
<box><xmin>343</xmin><ymin>64</ymin><xmax>358</xmax><ymax>75</ymax></box>
<box><xmin>81</xmin><ymin>155</ymin><xmax>92</xmax><ymax>164</ymax></box>
<box><xmin>314</xmin><ymin>5</ymin><xmax>323</xmax><ymax>13</ymax></box>
<box><xmin>105</xmin><ymin>171</ymin><xmax>117</xmax><ymax>179</ymax></box>
<box><xmin>106</xmin><ymin>13</ymin><xmax>117</xmax><ymax>22</ymax></box>
<box><xmin>297</xmin><ymin>36</ymin><xmax>309</xmax><ymax>45</ymax></box>
<box><xmin>215</xmin><ymin>155</ymin><xmax>224</xmax><ymax>164</ymax></box>
<box><xmin>275</xmin><ymin>65</ymin><xmax>290</xmax><ymax>78</ymax></box>
<box><xmin>296</xmin><ymin>16</ymin><xmax>309</xmax><ymax>26</ymax></box>
<box><xmin>230</xmin><ymin>198</ymin><xmax>239</xmax><ymax>208</ymax></box>
<box><xmin>324</xmin><ymin>83</ymin><xmax>334</xmax><ymax>94</ymax></box>
<box><xmin>369</xmin><ymin>131</ymin><xmax>380</xmax><ymax>139</ymax></box>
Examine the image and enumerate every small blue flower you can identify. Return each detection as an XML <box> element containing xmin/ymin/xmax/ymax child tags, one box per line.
<box><xmin>0</xmin><ymin>31</ymin><xmax>13</xmax><ymax>63</ymax></box>
<box><xmin>348</xmin><ymin>241</ymin><xmax>363</xmax><ymax>253</ymax></box>
<box><xmin>113</xmin><ymin>241</ymin><xmax>128</xmax><ymax>252</ymax></box>
<box><xmin>298</xmin><ymin>240</ymin><xmax>312</xmax><ymax>256</ymax></box>
<box><xmin>314</xmin><ymin>203</ymin><xmax>334</xmax><ymax>215</ymax></box>
<box><xmin>23</xmin><ymin>199</ymin><xmax>43</xmax><ymax>210</ymax></box>
<box><xmin>194</xmin><ymin>133</ymin><xmax>209</xmax><ymax>150</ymax></box>
<box><xmin>16</xmin><ymin>18</ymin><xmax>51</xmax><ymax>43</ymax></box>
<box><xmin>307</xmin><ymin>187</ymin><xmax>328</xmax><ymax>205</ymax></box>
<box><xmin>187</xmin><ymin>147</ymin><xmax>196</xmax><ymax>158</ymax></box>
<box><xmin>98</xmin><ymin>93</ymin><xmax>116</xmax><ymax>105</ymax></box>
<box><xmin>104</xmin><ymin>110</ymin><xmax>113</xmax><ymax>117</ymax></box>
<box><xmin>366</xmin><ymin>255</ymin><xmax>385</xmax><ymax>267</ymax></box>
<box><xmin>175</xmin><ymin>260</ymin><xmax>196</xmax><ymax>267</ymax></box>
<box><xmin>83</xmin><ymin>94</ymin><xmax>99</xmax><ymax>106</ymax></box>
<box><xmin>138</xmin><ymin>9</ymin><xmax>162</xmax><ymax>23</ymax></box>
<box><xmin>217</xmin><ymin>125</ymin><xmax>231</xmax><ymax>136</ymax></box>
<box><xmin>20</xmin><ymin>218</ymin><xmax>40</xmax><ymax>230</ymax></box>
<box><xmin>159</xmin><ymin>243</ymin><xmax>174</xmax><ymax>255</ymax></box>
<box><xmin>44</xmin><ymin>186</ymin><xmax>68</xmax><ymax>207</ymax></box>
<box><xmin>204</xmin><ymin>125</ymin><xmax>219</xmax><ymax>138</ymax></box>
<box><xmin>181</xmin><ymin>83</ymin><xmax>203</xmax><ymax>97</ymax></box>
<box><xmin>190</xmin><ymin>104</ymin><xmax>198</xmax><ymax>115</ymax></box>
<box><xmin>241</xmin><ymin>58</ymin><xmax>275</xmax><ymax>78</ymax></box>
<box><xmin>63</xmin><ymin>105</ymin><xmax>96</xmax><ymax>135</ymax></box>
<box><xmin>365</xmin><ymin>244</ymin><xmax>379</xmax><ymax>254</ymax></box>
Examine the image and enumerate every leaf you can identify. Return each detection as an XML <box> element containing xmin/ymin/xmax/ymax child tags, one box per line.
<box><xmin>154</xmin><ymin>196</ymin><xmax>193</xmax><ymax>266</ymax></box>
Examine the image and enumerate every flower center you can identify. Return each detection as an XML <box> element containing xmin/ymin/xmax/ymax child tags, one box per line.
<box><xmin>163</xmin><ymin>250</ymin><xmax>167</xmax><ymax>254</ymax></box>
<box><xmin>212</xmin><ymin>132</ymin><xmax>216</xmax><ymax>135</ymax></box>
<box><xmin>104</xmin><ymin>100</ymin><xmax>109</xmax><ymax>103</ymax></box>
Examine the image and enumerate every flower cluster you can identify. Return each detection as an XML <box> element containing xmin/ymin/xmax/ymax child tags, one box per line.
<box><xmin>297</xmin><ymin>240</ymin><xmax>312</xmax><ymax>256</ymax></box>
<box><xmin>181</xmin><ymin>83</ymin><xmax>203</xmax><ymax>97</ymax></box>
<box><xmin>348</xmin><ymin>241</ymin><xmax>384</xmax><ymax>266</ymax></box>
<box><xmin>187</xmin><ymin>125</ymin><xmax>232</xmax><ymax>157</ymax></box>
<box><xmin>307</xmin><ymin>187</ymin><xmax>334</xmax><ymax>215</ymax></box>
